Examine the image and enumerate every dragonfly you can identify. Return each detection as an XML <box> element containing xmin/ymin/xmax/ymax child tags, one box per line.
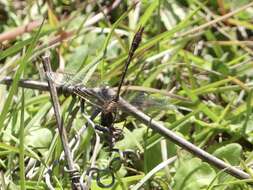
<box><xmin>43</xmin><ymin>27</ymin><xmax>189</xmax><ymax>188</ymax></box>
<box><xmin>45</xmin><ymin>27</ymin><xmax>187</xmax><ymax>145</ymax></box>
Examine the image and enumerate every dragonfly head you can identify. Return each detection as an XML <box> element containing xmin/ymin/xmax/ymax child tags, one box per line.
<box><xmin>99</xmin><ymin>87</ymin><xmax>116</xmax><ymax>101</ymax></box>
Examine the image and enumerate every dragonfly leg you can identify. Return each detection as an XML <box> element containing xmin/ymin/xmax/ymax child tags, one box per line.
<box><xmin>112</xmin><ymin>128</ymin><xmax>124</xmax><ymax>141</ymax></box>
<box><xmin>86</xmin><ymin>167</ymin><xmax>115</xmax><ymax>188</ymax></box>
<box><xmin>95</xmin><ymin>124</ymin><xmax>110</xmax><ymax>133</ymax></box>
<box><xmin>80</xmin><ymin>98</ymin><xmax>85</xmax><ymax>113</ymax></box>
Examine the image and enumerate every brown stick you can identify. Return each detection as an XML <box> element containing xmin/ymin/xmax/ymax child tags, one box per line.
<box><xmin>217</xmin><ymin>0</ymin><xmax>227</xmax><ymax>16</ymax></box>
<box><xmin>0</xmin><ymin>20</ymin><xmax>42</xmax><ymax>42</ymax></box>
<box><xmin>41</xmin><ymin>53</ymin><xmax>83</xmax><ymax>190</ymax></box>
<box><xmin>179</xmin><ymin>1</ymin><xmax>253</xmax><ymax>37</ymax></box>
<box><xmin>0</xmin><ymin>0</ymin><xmax>122</xmax><ymax>43</ymax></box>
<box><xmin>118</xmin><ymin>97</ymin><xmax>251</xmax><ymax>181</ymax></box>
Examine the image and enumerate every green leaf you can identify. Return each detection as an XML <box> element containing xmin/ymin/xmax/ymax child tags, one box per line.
<box><xmin>25</xmin><ymin>127</ymin><xmax>53</xmax><ymax>154</ymax></box>
<box><xmin>116</xmin><ymin>125</ymin><xmax>146</xmax><ymax>151</ymax></box>
<box><xmin>139</xmin><ymin>1</ymin><xmax>159</xmax><ymax>26</ymax></box>
<box><xmin>213</xmin><ymin>143</ymin><xmax>242</xmax><ymax>165</ymax></box>
<box><xmin>173</xmin><ymin>157</ymin><xmax>216</xmax><ymax>190</ymax></box>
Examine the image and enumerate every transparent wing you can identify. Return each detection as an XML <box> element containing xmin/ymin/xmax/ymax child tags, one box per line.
<box><xmin>80</xmin><ymin>87</ymin><xmax>190</xmax><ymax>113</ymax></box>
<box><xmin>121</xmin><ymin>91</ymin><xmax>188</xmax><ymax>112</ymax></box>
<box><xmin>46</xmin><ymin>71</ymin><xmax>105</xmax><ymax>88</ymax></box>
<box><xmin>45</xmin><ymin>72</ymin><xmax>190</xmax><ymax>113</ymax></box>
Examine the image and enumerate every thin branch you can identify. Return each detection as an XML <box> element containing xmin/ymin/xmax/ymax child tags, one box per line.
<box><xmin>0</xmin><ymin>20</ymin><xmax>42</xmax><ymax>42</ymax></box>
<box><xmin>0</xmin><ymin>0</ymin><xmax>121</xmax><ymax>44</ymax></box>
<box><xmin>118</xmin><ymin>97</ymin><xmax>251</xmax><ymax>181</ymax></box>
<box><xmin>41</xmin><ymin>54</ymin><xmax>83</xmax><ymax>190</ymax></box>
<box><xmin>178</xmin><ymin>1</ymin><xmax>253</xmax><ymax>37</ymax></box>
<box><xmin>0</xmin><ymin>77</ymin><xmax>252</xmax><ymax>183</ymax></box>
<box><xmin>207</xmin><ymin>40</ymin><xmax>253</xmax><ymax>47</ymax></box>
<box><xmin>83</xmin><ymin>0</ymin><xmax>122</xmax><ymax>27</ymax></box>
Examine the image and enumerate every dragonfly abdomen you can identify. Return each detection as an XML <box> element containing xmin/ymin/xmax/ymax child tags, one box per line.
<box><xmin>101</xmin><ymin>112</ymin><xmax>114</xmax><ymax>128</ymax></box>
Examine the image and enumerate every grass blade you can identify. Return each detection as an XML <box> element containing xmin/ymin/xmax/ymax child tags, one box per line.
<box><xmin>0</xmin><ymin>20</ymin><xmax>44</xmax><ymax>131</ymax></box>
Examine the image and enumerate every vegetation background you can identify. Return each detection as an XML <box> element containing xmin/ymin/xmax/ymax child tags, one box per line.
<box><xmin>0</xmin><ymin>0</ymin><xmax>253</xmax><ymax>189</ymax></box>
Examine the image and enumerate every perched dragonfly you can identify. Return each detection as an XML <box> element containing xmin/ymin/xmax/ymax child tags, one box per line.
<box><xmin>46</xmin><ymin>27</ymin><xmax>187</xmax><ymax>145</ymax></box>
<box><xmin>47</xmin><ymin>72</ymin><xmax>183</xmax><ymax>113</ymax></box>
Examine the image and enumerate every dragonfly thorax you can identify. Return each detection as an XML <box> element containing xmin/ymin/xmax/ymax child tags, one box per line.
<box><xmin>102</xmin><ymin>100</ymin><xmax>118</xmax><ymax>114</ymax></box>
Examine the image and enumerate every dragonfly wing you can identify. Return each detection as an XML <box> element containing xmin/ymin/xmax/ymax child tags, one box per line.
<box><xmin>47</xmin><ymin>71</ymin><xmax>103</xmax><ymax>87</ymax></box>
<box><xmin>120</xmin><ymin>91</ymin><xmax>178</xmax><ymax>112</ymax></box>
<box><xmin>46</xmin><ymin>72</ymin><xmax>78</xmax><ymax>85</ymax></box>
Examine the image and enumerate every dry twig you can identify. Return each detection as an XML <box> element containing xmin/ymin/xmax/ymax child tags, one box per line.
<box><xmin>0</xmin><ymin>20</ymin><xmax>42</xmax><ymax>42</ymax></box>
<box><xmin>41</xmin><ymin>53</ymin><xmax>83</xmax><ymax>190</ymax></box>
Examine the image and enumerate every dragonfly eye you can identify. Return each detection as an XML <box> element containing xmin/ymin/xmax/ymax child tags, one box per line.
<box><xmin>101</xmin><ymin>87</ymin><xmax>108</xmax><ymax>94</ymax></box>
<box><xmin>99</xmin><ymin>87</ymin><xmax>115</xmax><ymax>101</ymax></box>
